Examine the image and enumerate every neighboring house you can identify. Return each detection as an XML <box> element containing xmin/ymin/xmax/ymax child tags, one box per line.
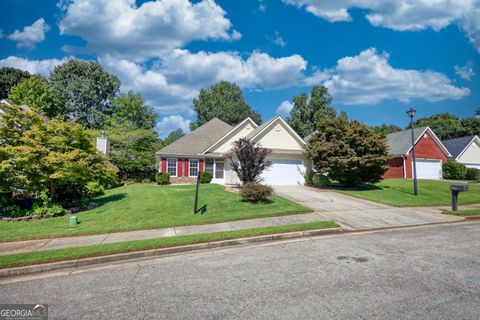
<box><xmin>442</xmin><ymin>135</ymin><xmax>480</xmax><ymax>170</ymax></box>
<box><xmin>156</xmin><ymin>116</ymin><xmax>310</xmax><ymax>185</ymax></box>
<box><xmin>384</xmin><ymin>126</ymin><xmax>451</xmax><ymax>180</ymax></box>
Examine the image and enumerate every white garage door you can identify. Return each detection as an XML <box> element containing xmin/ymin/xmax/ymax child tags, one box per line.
<box><xmin>262</xmin><ymin>158</ymin><xmax>305</xmax><ymax>185</ymax></box>
<box><xmin>415</xmin><ymin>159</ymin><xmax>442</xmax><ymax>180</ymax></box>
<box><xmin>465</xmin><ymin>163</ymin><xmax>480</xmax><ymax>170</ymax></box>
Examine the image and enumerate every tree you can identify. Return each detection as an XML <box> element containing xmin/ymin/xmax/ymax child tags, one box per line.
<box><xmin>191</xmin><ymin>81</ymin><xmax>262</xmax><ymax>130</ymax></box>
<box><xmin>413</xmin><ymin>113</ymin><xmax>465</xmax><ymax>139</ymax></box>
<box><xmin>49</xmin><ymin>59</ymin><xmax>120</xmax><ymax>129</ymax></box>
<box><xmin>287</xmin><ymin>85</ymin><xmax>336</xmax><ymax>138</ymax></box>
<box><xmin>109</xmin><ymin>91</ymin><xmax>157</xmax><ymax>129</ymax></box>
<box><xmin>0</xmin><ymin>67</ymin><xmax>32</xmax><ymax>99</ymax></box>
<box><xmin>476</xmin><ymin>108</ymin><xmax>480</xmax><ymax>117</ymax></box>
<box><xmin>372</xmin><ymin>123</ymin><xmax>402</xmax><ymax>134</ymax></box>
<box><xmin>230</xmin><ymin>138</ymin><xmax>272</xmax><ymax>184</ymax></box>
<box><xmin>307</xmin><ymin>117</ymin><xmax>389</xmax><ymax>187</ymax></box>
<box><xmin>8</xmin><ymin>76</ymin><xmax>63</xmax><ymax>118</ymax></box>
<box><xmin>0</xmin><ymin>102</ymin><xmax>117</xmax><ymax>203</ymax></box>
<box><xmin>163</xmin><ymin>128</ymin><xmax>185</xmax><ymax>146</ymax></box>
<box><xmin>462</xmin><ymin>117</ymin><xmax>480</xmax><ymax>136</ymax></box>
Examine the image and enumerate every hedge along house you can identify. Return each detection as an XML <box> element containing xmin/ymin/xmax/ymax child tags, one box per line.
<box><xmin>384</xmin><ymin>126</ymin><xmax>451</xmax><ymax>180</ymax></box>
<box><xmin>156</xmin><ymin>116</ymin><xmax>311</xmax><ymax>185</ymax></box>
<box><xmin>442</xmin><ymin>135</ymin><xmax>480</xmax><ymax>170</ymax></box>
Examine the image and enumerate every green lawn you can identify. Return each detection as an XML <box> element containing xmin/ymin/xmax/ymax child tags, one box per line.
<box><xmin>337</xmin><ymin>179</ymin><xmax>480</xmax><ymax>207</ymax></box>
<box><xmin>0</xmin><ymin>183</ymin><xmax>310</xmax><ymax>242</ymax></box>
<box><xmin>444</xmin><ymin>209</ymin><xmax>480</xmax><ymax>216</ymax></box>
<box><xmin>0</xmin><ymin>221</ymin><xmax>339</xmax><ymax>269</ymax></box>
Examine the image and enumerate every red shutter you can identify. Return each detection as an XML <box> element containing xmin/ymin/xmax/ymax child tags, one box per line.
<box><xmin>185</xmin><ymin>159</ymin><xmax>189</xmax><ymax>176</ymax></box>
<box><xmin>199</xmin><ymin>159</ymin><xmax>204</xmax><ymax>173</ymax></box>
<box><xmin>161</xmin><ymin>158</ymin><xmax>166</xmax><ymax>173</ymax></box>
<box><xmin>177</xmin><ymin>158</ymin><xmax>182</xmax><ymax>177</ymax></box>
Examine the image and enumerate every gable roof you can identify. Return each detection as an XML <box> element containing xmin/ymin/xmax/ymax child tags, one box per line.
<box><xmin>202</xmin><ymin>117</ymin><xmax>258</xmax><ymax>154</ymax></box>
<box><xmin>442</xmin><ymin>135</ymin><xmax>479</xmax><ymax>160</ymax></box>
<box><xmin>245</xmin><ymin>116</ymin><xmax>306</xmax><ymax>146</ymax></box>
<box><xmin>386</xmin><ymin>126</ymin><xmax>451</xmax><ymax>157</ymax></box>
<box><xmin>157</xmin><ymin>118</ymin><xmax>233</xmax><ymax>155</ymax></box>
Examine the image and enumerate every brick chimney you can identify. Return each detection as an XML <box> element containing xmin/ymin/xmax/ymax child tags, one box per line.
<box><xmin>96</xmin><ymin>130</ymin><xmax>110</xmax><ymax>156</ymax></box>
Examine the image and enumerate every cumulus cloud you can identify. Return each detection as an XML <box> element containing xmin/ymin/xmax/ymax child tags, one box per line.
<box><xmin>276</xmin><ymin>100</ymin><xmax>294</xmax><ymax>117</ymax></box>
<box><xmin>59</xmin><ymin>0</ymin><xmax>240</xmax><ymax>61</ymax></box>
<box><xmin>0</xmin><ymin>56</ymin><xmax>67</xmax><ymax>76</ymax></box>
<box><xmin>455</xmin><ymin>61</ymin><xmax>475</xmax><ymax>81</ymax></box>
<box><xmin>271</xmin><ymin>31</ymin><xmax>286</xmax><ymax>47</ymax></box>
<box><xmin>156</xmin><ymin>115</ymin><xmax>191</xmax><ymax>138</ymax></box>
<box><xmin>283</xmin><ymin>0</ymin><xmax>480</xmax><ymax>52</ymax></box>
<box><xmin>8</xmin><ymin>18</ymin><xmax>50</xmax><ymax>49</ymax></box>
<box><xmin>319</xmin><ymin>48</ymin><xmax>470</xmax><ymax>104</ymax></box>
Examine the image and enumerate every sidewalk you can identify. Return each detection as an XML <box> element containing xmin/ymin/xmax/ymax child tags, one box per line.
<box><xmin>0</xmin><ymin>213</ymin><xmax>328</xmax><ymax>256</ymax></box>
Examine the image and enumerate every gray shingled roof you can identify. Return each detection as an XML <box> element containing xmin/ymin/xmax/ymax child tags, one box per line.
<box><xmin>442</xmin><ymin>136</ymin><xmax>476</xmax><ymax>159</ymax></box>
<box><xmin>245</xmin><ymin>116</ymin><xmax>277</xmax><ymax>140</ymax></box>
<box><xmin>157</xmin><ymin>118</ymin><xmax>233</xmax><ymax>155</ymax></box>
<box><xmin>386</xmin><ymin>126</ymin><xmax>428</xmax><ymax>156</ymax></box>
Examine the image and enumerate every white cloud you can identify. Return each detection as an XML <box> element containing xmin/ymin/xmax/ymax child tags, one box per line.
<box><xmin>8</xmin><ymin>18</ymin><xmax>50</xmax><ymax>49</ymax></box>
<box><xmin>59</xmin><ymin>0</ymin><xmax>240</xmax><ymax>61</ymax></box>
<box><xmin>455</xmin><ymin>61</ymin><xmax>475</xmax><ymax>80</ymax></box>
<box><xmin>318</xmin><ymin>48</ymin><xmax>470</xmax><ymax>104</ymax></box>
<box><xmin>283</xmin><ymin>0</ymin><xmax>480</xmax><ymax>52</ymax></box>
<box><xmin>156</xmin><ymin>115</ymin><xmax>191</xmax><ymax>137</ymax></box>
<box><xmin>276</xmin><ymin>100</ymin><xmax>293</xmax><ymax>117</ymax></box>
<box><xmin>271</xmin><ymin>31</ymin><xmax>286</xmax><ymax>47</ymax></box>
<box><xmin>0</xmin><ymin>56</ymin><xmax>67</xmax><ymax>76</ymax></box>
<box><xmin>258</xmin><ymin>0</ymin><xmax>266</xmax><ymax>12</ymax></box>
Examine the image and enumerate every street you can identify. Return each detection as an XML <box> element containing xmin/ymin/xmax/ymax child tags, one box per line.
<box><xmin>1</xmin><ymin>221</ymin><xmax>480</xmax><ymax>319</ymax></box>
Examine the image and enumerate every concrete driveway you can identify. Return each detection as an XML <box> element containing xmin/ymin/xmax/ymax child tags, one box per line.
<box><xmin>275</xmin><ymin>185</ymin><xmax>462</xmax><ymax>230</ymax></box>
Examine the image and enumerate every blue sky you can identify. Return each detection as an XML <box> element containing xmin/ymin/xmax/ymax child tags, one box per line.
<box><xmin>0</xmin><ymin>0</ymin><xmax>479</xmax><ymax>137</ymax></box>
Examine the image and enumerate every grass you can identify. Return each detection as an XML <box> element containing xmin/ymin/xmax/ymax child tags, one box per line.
<box><xmin>444</xmin><ymin>209</ymin><xmax>480</xmax><ymax>216</ymax></box>
<box><xmin>336</xmin><ymin>179</ymin><xmax>480</xmax><ymax>207</ymax></box>
<box><xmin>0</xmin><ymin>221</ymin><xmax>339</xmax><ymax>269</ymax></box>
<box><xmin>0</xmin><ymin>183</ymin><xmax>310</xmax><ymax>242</ymax></box>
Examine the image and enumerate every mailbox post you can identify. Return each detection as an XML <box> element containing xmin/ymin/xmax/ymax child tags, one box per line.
<box><xmin>450</xmin><ymin>184</ymin><xmax>468</xmax><ymax>211</ymax></box>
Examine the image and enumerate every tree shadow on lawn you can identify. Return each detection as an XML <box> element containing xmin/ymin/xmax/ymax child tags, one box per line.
<box><xmin>92</xmin><ymin>193</ymin><xmax>127</xmax><ymax>208</ymax></box>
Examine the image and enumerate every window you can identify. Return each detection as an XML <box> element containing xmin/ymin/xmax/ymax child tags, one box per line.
<box><xmin>189</xmin><ymin>159</ymin><xmax>199</xmax><ymax>177</ymax></box>
<box><xmin>215</xmin><ymin>161</ymin><xmax>224</xmax><ymax>179</ymax></box>
<box><xmin>167</xmin><ymin>158</ymin><xmax>177</xmax><ymax>177</ymax></box>
<box><xmin>205</xmin><ymin>158</ymin><xmax>214</xmax><ymax>174</ymax></box>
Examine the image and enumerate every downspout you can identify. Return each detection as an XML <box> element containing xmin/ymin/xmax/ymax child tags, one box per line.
<box><xmin>402</xmin><ymin>155</ymin><xmax>406</xmax><ymax>179</ymax></box>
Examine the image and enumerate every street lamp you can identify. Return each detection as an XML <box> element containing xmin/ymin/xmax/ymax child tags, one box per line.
<box><xmin>407</xmin><ymin>107</ymin><xmax>418</xmax><ymax>196</ymax></box>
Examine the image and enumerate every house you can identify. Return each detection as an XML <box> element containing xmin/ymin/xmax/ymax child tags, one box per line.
<box><xmin>156</xmin><ymin>116</ymin><xmax>310</xmax><ymax>185</ymax></box>
<box><xmin>442</xmin><ymin>135</ymin><xmax>480</xmax><ymax>169</ymax></box>
<box><xmin>384</xmin><ymin>126</ymin><xmax>451</xmax><ymax>180</ymax></box>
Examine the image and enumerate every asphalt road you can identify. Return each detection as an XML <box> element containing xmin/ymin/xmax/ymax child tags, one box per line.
<box><xmin>1</xmin><ymin>221</ymin><xmax>480</xmax><ymax>320</ymax></box>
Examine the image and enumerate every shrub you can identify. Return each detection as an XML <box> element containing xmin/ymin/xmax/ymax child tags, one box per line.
<box><xmin>465</xmin><ymin>167</ymin><xmax>480</xmax><ymax>181</ymax></box>
<box><xmin>240</xmin><ymin>183</ymin><xmax>273</xmax><ymax>203</ymax></box>
<box><xmin>312</xmin><ymin>174</ymin><xmax>330</xmax><ymax>187</ymax></box>
<box><xmin>305</xmin><ymin>172</ymin><xmax>314</xmax><ymax>184</ymax></box>
<box><xmin>156</xmin><ymin>172</ymin><xmax>170</xmax><ymax>185</ymax></box>
<box><xmin>200</xmin><ymin>171</ymin><xmax>213</xmax><ymax>184</ymax></box>
<box><xmin>84</xmin><ymin>181</ymin><xmax>105</xmax><ymax>198</ymax></box>
<box><xmin>31</xmin><ymin>192</ymin><xmax>66</xmax><ymax>217</ymax></box>
<box><xmin>443</xmin><ymin>161</ymin><xmax>467</xmax><ymax>180</ymax></box>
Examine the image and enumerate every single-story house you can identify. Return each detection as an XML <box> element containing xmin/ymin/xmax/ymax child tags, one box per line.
<box><xmin>442</xmin><ymin>135</ymin><xmax>480</xmax><ymax>170</ymax></box>
<box><xmin>384</xmin><ymin>126</ymin><xmax>451</xmax><ymax>180</ymax></box>
<box><xmin>156</xmin><ymin>116</ymin><xmax>310</xmax><ymax>185</ymax></box>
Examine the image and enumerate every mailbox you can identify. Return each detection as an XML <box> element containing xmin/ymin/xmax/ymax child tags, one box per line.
<box><xmin>450</xmin><ymin>184</ymin><xmax>468</xmax><ymax>211</ymax></box>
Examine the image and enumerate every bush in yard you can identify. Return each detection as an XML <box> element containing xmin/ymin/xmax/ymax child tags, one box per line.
<box><xmin>31</xmin><ymin>192</ymin><xmax>66</xmax><ymax>217</ymax></box>
<box><xmin>84</xmin><ymin>181</ymin><xmax>105</xmax><ymax>197</ymax></box>
<box><xmin>311</xmin><ymin>174</ymin><xmax>330</xmax><ymax>187</ymax></box>
<box><xmin>240</xmin><ymin>183</ymin><xmax>273</xmax><ymax>203</ymax></box>
<box><xmin>465</xmin><ymin>167</ymin><xmax>480</xmax><ymax>181</ymax></box>
<box><xmin>307</xmin><ymin>117</ymin><xmax>389</xmax><ymax>187</ymax></box>
<box><xmin>156</xmin><ymin>173</ymin><xmax>170</xmax><ymax>185</ymax></box>
<box><xmin>442</xmin><ymin>161</ymin><xmax>467</xmax><ymax>180</ymax></box>
<box><xmin>200</xmin><ymin>171</ymin><xmax>213</xmax><ymax>184</ymax></box>
<box><xmin>230</xmin><ymin>138</ymin><xmax>272</xmax><ymax>184</ymax></box>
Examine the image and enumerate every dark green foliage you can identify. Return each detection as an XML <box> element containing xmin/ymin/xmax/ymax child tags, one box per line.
<box><xmin>414</xmin><ymin>113</ymin><xmax>465</xmax><ymax>139</ymax></box>
<box><xmin>442</xmin><ymin>160</ymin><xmax>467</xmax><ymax>180</ymax></box>
<box><xmin>49</xmin><ymin>59</ymin><xmax>120</xmax><ymax>129</ymax></box>
<box><xmin>200</xmin><ymin>171</ymin><xmax>213</xmax><ymax>184</ymax></box>
<box><xmin>190</xmin><ymin>81</ymin><xmax>262</xmax><ymax>130</ymax></box>
<box><xmin>109</xmin><ymin>91</ymin><xmax>157</xmax><ymax>129</ymax></box>
<box><xmin>307</xmin><ymin>117</ymin><xmax>389</xmax><ymax>187</ymax></box>
<box><xmin>163</xmin><ymin>128</ymin><xmax>185</xmax><ymax>146</ymax></box>
<box><xmin>0</xmin><ymin>67</ymin><xmax>32</xmax><ymax>99</ymax></box>
<box><xmin>156</xmin><ymin>173</ymin><xmax>170</xmax><ymax>185</ymax></box>
<box><xmin>287</xmin><ymin>85</ymin><xmax>336</xmax><ymax>138</ymax></box>
<box><xmin>240</xmin><ymin>183</ymin><xmax>273</xmax><ymax>203</ymax></box>
<box><xmin>231</xmin><ymin>138</ymin><xmax>272</xmax><ymax>184</ymax></box>
<box><xmin>461</xmin><ymin>117</ymin><xmax>480</xmax><ymax>136</ymax></box>
<box><xmin>304</xmin><ymin>172</ymin><xmax>330</xmax><ymax>186</ymax></box>
<box><xmin>465</xmin><ymin>168</ymin><xmax>480</xmax><ymax>181</ymax></box>
<box><xmin>372</xmin><ymin>123</ymin><xmax>402</xmax><ymax>134</ymax></box>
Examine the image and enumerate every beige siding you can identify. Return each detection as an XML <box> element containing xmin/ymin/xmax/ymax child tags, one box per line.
<box><xmin>458</xmin><ymin>139</ymin><xmax>480</xmax><ymax>165</ymax></box>
<box><xmin>255</xmin><ymin>121</ymin><xmax>304</xmax><ymax>150</ymax></box>
<box><xmin>211</xmin><ymin>121</ymin><xmax>256</xmax><ymax>153</ymax></box>
<box><xmin>224</xmin><ymin>159</ymin><xmax>239</xmax><ymax>185</ymax></box>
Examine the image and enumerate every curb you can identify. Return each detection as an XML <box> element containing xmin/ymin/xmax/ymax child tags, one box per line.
<box><xmin>463</xmin><ymin>215</ymin><xmax>480</xmax><ymax>220</ymax></box>
<box><xmin>0</xmin><ymin>227</ymin><xmax>343</xmax><ymax>278</ymax></box>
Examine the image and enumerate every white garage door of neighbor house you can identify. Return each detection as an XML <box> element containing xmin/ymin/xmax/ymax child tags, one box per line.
<box><xmin>465</xmin><ymin>163</ymin><xmax>480</xmax><ymax>170</ymax></box>
<box><xmin>262</xmin><ymin>158</ymin><xmax>305</xmax><ymax>185</ymax></box>
<box><xmin>415</xmin><ymin>159</ymin><xmax>442</xmax><ymax>180</ymax></box>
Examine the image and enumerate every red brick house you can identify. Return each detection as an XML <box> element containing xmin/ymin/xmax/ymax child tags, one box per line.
<box><xmin>384</xmin><ymin>126</ymin><xmax>451</xmax><ymax>179</ymax></box>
